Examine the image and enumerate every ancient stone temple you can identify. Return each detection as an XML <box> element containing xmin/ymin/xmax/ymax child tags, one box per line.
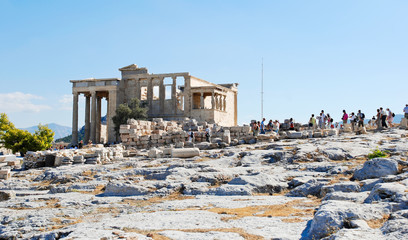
<box><xmin>70</xmin><ymin>64</ymin><xmax>238</xmax><ymax>144</ymax></box>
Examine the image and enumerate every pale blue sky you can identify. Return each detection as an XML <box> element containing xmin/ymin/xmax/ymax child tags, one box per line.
<box><xmin>0</xmin><ymin>0</ymin><xmax>407</xmax><ymax>128</ymax></box>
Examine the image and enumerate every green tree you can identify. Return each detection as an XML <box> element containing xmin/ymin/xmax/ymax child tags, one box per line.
<box><xmin>31</xmin><ymin>124</ymin><xmax>55</xmax><ymax>150</ymax></box>
<box><xmin>0</xmin><ymin>113</ymin><xmax>55</xmax><ymax>155</ymax></box>
<box><xmin>0</xmin><ymin>113</ymin><xmax>15</xmax><ymax>141</ymax></box>
<box><xmin>112</xmin><ymin>98</ymin><xmax>148</xmax><ymax>137</ymax></box>
<box><xmin>2</xmin><ymin>128</ymin><xmax>33</xmax><ymax>155</ymax></box>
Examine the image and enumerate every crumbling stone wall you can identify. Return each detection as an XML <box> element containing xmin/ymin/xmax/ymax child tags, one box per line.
<box><xmin>119</xmin><ymin>118</ymin><xmax>256</xmax><ymax>149</ymax></box>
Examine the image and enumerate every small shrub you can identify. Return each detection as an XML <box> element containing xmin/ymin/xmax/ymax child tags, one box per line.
<box><xmin>367</xmin><ymin>148</ymin><xmax>389</xmax><ymax>159</ymax></box>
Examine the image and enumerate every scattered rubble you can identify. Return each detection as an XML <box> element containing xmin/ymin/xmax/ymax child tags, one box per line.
<box><xmin>0</xmin><ymin>127</ymin><xmax>408</xmax><ymax>239</ymax></box>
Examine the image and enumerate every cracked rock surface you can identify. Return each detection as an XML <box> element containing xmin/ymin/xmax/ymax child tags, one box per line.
<box><xmin>1</xmin><ymin>129</ymin><xmax>408</xmax><ymax>239</ymax></box>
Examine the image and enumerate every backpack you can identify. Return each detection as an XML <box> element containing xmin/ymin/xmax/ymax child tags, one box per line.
<box><xmin>392</xmin><ymin>113</ymin><xmax>395</xmax><ymax>117</ymax></box>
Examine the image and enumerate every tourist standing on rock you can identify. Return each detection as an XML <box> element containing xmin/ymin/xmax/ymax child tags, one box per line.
<box><xmin>326</xmin><ymin>114</ymin><xmax>333</xmax><ymax>128</ymax></box>
<box><xmin>342</xmin><ymin>110</ymin><xmax>348</xmax><ymax>126</ymax></box>
<box><xmin>386</xmin><ymin>108</ymin><xmax>394</xmax><ymax>128</ymax></box>
<box><xmin>273</xmin><ymin>120</ymin><xmax>280</xmax><ymax>133</ymax></box>
<box><xmin>78</xmin><ymin>140</ymin><xmax>83</xmax><ymax>149</ymax></box>
<box><xmin>380</xmin><ymin>107</ymin><xmax>388</xmax><ymax>128</ymax></box>
<box><xmin>357</xmin><ymin>110</ymin><xmax>365</xmax><ymax>128</ymax></box>
<box><xmin>205</xmin><ymin>126</ymin><xmax>211</xmax><ymax>142</ymax></box>
<box><xmin>253</xmin><ymin>122</ymin><xmax>259</xmax><ymax>136</ymax></box>
<box><xmin>369</xmin><ymin>116</ymin><xmax>376</xmax><ymax>127</ymax></box>
<box><xmin>317</xmin><ymin>113</ymin><xmax>322</xmax><ymax>129</ymax></box>
<box><xmin>309</xmin><ymin>114</ymin><xmax>316</xmax><ymax>130</ymax></box>
<box><xmin>376</xmin><ymin>109</ymin><xmax>381</xmax><ymax>129</ymax></box>
<box><xmin>321</xmin><ymin>110</ymin><xmax>326</xmax><ymax>129</ymax></box>
<box><xmin>267</xmin><ymin>120</ymin><xmax>273</xmax><ymax>132</ymax></box>
<box><xmin>289</xmin><ymin>118</ymin><xmax>295</xmax><ymax>130</ymax></box>
<box><xmin>188</xmin><ymin>129</ymin><xmax>194</xmax><ymax>142</ymax></box>
<box><xmin>404</xmin><ymin>104</ymin><xmax>408</xmax><ymax>119</ymax></box>
<box><xmin>349</xmin><ymin>112</ymin><xmax>356</xmax><ymax>132</ymax></box>
<box><xmin>260</xmin><ymin>118</ymin><xmax>266</xmax><ymax>134</ymax></box>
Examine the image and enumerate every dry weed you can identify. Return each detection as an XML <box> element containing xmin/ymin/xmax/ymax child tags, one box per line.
<box><xmin>123</xmin><ymin>227</ymin><xmax>263</xmax><ymax>240</ymax></box>
<box><xmin>208</xmin><ymin>199</ymin><xmax>319</xmax><ymax>221</ymax></box>
<box><xmin>121</xmin><ymin>193</ymin><xmax>195</xmax><ymax>208</ymax></box>
<box><xmin>366</xmin><ymin>214</ymin><xmax>389</xmax><ymax>228</ymax></box>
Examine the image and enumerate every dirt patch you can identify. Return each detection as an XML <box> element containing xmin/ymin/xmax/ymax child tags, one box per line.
<box><xmin>366</xmin><ymin>214</ymin><xmax>390</xmax><ymax>228</ymax></box>
<box><xmin>328</xmin><ymin>174</ymin><xmax>352</xmax><ymax>185</ymax></box>
<box><xmin>194</xmin><ymin>157</ymin><xmax>213</xmax><ymax>163</ymax></box>
<box><xmin>11</xmin><ymin>197</ymin><xmax>62</xmax><ymax>210</ymax></box>
<box><xmin>123</xmin><ymin>227</ymin><xmax>263</xmax><ymax>240</ymax></box>
<box><xmin>38</xmin><ymin>217</ymin><xmax>82</xmax><ymax>232</ymax></box>
<box><xmin>121</xmin><ymin>193</ymin><xmax>195</xmax><ymax>208</ymax></box>
<box><xmin>281</xmin><ymin>217</ymin><xmax>304</xmax><ymax>223</ymax></box>
<box><xmin>208</xmin><ymin>199</ymin><xmax>320</xmax><ymax>221</ymax></box>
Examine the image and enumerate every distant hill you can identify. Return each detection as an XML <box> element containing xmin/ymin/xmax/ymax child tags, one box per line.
<box><xmin>55</xmin><ymin>115</ymin><xmax>107</xmax><ymax>143</ymax></box>
<box><xmin>56</xmin><ymin>126</ymin><xmax>85</xmax><ymax>143</ymax></box>
<box><xmin>21</xmin><ymin>123</ymin><xmax>72</xmax><ymax>140</ymax></box>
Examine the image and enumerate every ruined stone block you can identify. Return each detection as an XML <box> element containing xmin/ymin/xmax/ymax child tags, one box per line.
<box><xmin>7</xmin><ymin>160</ymin><xmax>20</xmax><ymax>166</ymax></box>
<box><xmin>401</xmin><ymin>118</ymin><xmax>408</xmax><ymax>129</ymax></box>
<box><xmin>171</xmin><ymin>148</ymin><xmax>200</xmax><ymax>158</ymax></box>
<box><xmin>0</xmin><ymin>169</ymin><xmax>11</xmax><ymax>180</ymax></box>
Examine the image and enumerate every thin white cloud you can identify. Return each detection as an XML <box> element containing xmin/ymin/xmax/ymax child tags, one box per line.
<box><xmin>59</xmin><ymin>94</ymin><xmax>72</xmax><ymax>104</ymax></box>
<box><xmin>58</xmin><ymin>94</ymin><xmax>85</xmax><ymax>111</ymax></box>
<box><xmin>0</xmin><ymin>92</ymin><xmax>51</xmax><ymax>113</ymax></box>
<box><xmin>58</xmin><ymin>94</ymin><xmax>73</xmax><ymax>110</ymax></box>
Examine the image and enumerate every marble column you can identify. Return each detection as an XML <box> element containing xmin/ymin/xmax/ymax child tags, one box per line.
<box><xmin>71</xmin><ymin>92</ymin><xmax>79</xmax><ymax>145</ymax></box>
<box><xmin>90</xmin><ymin>91</ymin><xmax>97</xmax><ymax>143</ymax></box>
<box><xmin>159</xmin><ymin>78</ymin><xmax>165</xmax><ymax>113</ymax></box>
<box><xmin>84</xmin><ymin>94</ymin><xmax>90</xmax><ymax>143</ymax></box>
<box><xmin>184</xmin><ymin>76</ymin><xmax>191</xmax><ymax>116</ymax></box>
<box><xmin>172</xmin><ymin>76</ymin><xmax>177</xmax><ymax>114</ymax></box>
<box><xmin>135</xmin><ymin>79</ymin><xmax>141</xmax><ymax>100</ymax></box>
<box><xmin>147</xmin><ymin>78</ymin><xmax>153</xmax><ymax>115</ymax></box>
<box><xmin>108</xmin><ymin>90</ymin><xmax>117</xmax><ymax>143</ymax></box>
<box><xmin>106</xmin><ymin>97</ymin><xmax>110</xmax><ymax>143</ymax></box>
<box><xmin>234</xmin><ymin>92</ymin><xmax>238</xmax><ymax>125</ymax></box>
<box><xmin>200</xmin><ymin>92</ymin><xmax>204</xmax><ymax>109</ymax></box>
<box><xmin>211</xmin><ymin>92</ymin><xmax>215</xmax><ymax>109</ymax></box>
<box><xmin>96</xmin><ymin>96</ymin><xmax>101</xmax><ymax>143</ymax></box>
<box><xmin>223</xmin><ymin>95</ymin><xmax>227</xmax><ymax>111</ymax></box>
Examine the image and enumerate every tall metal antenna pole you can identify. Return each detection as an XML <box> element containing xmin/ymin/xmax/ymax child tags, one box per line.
<box><xmin>261</xmin><ymin>57</ymin><xmax>264</xmax><ymax>119</ymax></box>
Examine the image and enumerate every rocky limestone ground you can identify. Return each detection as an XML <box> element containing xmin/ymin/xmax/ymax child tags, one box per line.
<box><xmin>1</xmin><ymin>129</ymin><xmax>408</xmax><ymax>240</ymax></box>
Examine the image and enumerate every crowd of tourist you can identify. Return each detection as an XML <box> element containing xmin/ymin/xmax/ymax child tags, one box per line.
<box><xmin>250</xmin><ymin>118</ymin><xmax>280</xmax><ymax>136</ymax></box>
<box><xmin>251</xmin><ymin>104</ymin><xmax>408</xmax><ymax>135</ymax></box>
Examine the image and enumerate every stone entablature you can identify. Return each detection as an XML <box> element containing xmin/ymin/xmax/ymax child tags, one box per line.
<box><xmin>70</xmin><ymin>64</ymin><xmax>238</xmax><ymax>145</ymax></box>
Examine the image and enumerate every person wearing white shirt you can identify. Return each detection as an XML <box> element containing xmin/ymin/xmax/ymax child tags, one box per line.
<box><xmin>349</xmin><ymin>112</ymin><xmax>356</xmax><ymax>132</ymax></box>
<box><xmin>386</xmin><ymin>108</ymin><xmax>394</xmax><ymax>128</ymax></box>
<box><xmin>320</xmin><ymin>110</ymin><xmax>326</xmax><ymax>129</ymax></box>
<box><xmin>379</xmin><ymin>107</ymin><xmax>388</xmax><ymax>128</ymax></box>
